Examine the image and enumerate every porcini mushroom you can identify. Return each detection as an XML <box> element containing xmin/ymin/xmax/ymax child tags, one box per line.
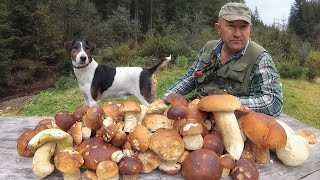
<box><xmin>230</xmin><ymin>158</ymin><xmax>259</xmax><ymax>180</ymax></box>
<box><xmin>137</xmin><ymin>150</ymin><xmax>161</xmax><ymax>173</ymax></box>
<box><xmin>118</xmin><ymin>156</ymin><xmax>143</xmax><ymax>180</ymax></box>
<box><xmin>96</xmin><ymin>160</ymin><xmax>119</xmax><ymax>180</ymax></box>
<box><xmin>241</xmin><ymin>112</ymin><xmax>287</xmax><ymax>164</ymax></box>
<box><xmin>54</xmin><ymin>147</ymin><xmax>84</xmax><ymax>180</ymax></box>
<box><xmin>119</xmin><ymin>101</ymin><xmax>141</xmax><ymax>133</ymax></box>
<box><xmin>198</xmin><ymin>94</ymin><xmax>244</xmax><ymax>160</ymax></box>
<box><xmin>28</xmin><ymin>128</ymin><xmax>73</xmax><ymax>155</ymax></box>
<box><xmin>55</xmin><ymin>110</ymin><xmax>77</xmax><ymax>131</ymax></box>
<box><xmin>179</xmin><ymin>119</ymin><xmax>204</xmax><ymax>150</ymax></box>
<box><xmin>17</xmin><ymin>129</ymin><xmax>36</xmax><ymax>157</ymax></box>
<box><xmin>182</xmin><ymin>149</ymin><xmax>223</xmax><ymax>180</ymax></box>
<box><xmin>142</xmin><ymin>114</ymin><xmax>173</xmax><ymax>132</ymax></box>
<box><xmin>128</xmin><ymin>125</ymin><xmax>151</xmax><ymax>152</ymax></box>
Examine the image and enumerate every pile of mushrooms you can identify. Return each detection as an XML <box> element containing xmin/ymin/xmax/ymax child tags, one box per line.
<box><xmin>16</xmin><ymin>93</ymin><xmax>316</xmax><ymax>179</ymax></box>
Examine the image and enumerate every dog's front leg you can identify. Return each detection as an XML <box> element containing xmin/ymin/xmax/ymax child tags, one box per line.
<box><xmin>83</xmin><ymin>92</ymin><xmax>98</xmax><ymax>106</ymax></box>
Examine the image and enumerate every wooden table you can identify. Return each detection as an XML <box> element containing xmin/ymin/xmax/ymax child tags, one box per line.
<box><xmin>0</xmin><ymin>114</ymin><xmax>319</xmax><ymax>180</ymax></box>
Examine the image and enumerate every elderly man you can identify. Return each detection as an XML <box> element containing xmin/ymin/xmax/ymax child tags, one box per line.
<box><xmin>162</xmin><ymin>2</ymin><xmax>283</xmax><ymax>116</ymax></box>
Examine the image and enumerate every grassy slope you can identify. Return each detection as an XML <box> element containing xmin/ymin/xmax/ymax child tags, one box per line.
<box><xmin>18</xmin><ymin>68</ymin><xmax>320</xmax><ymax>129</ymax></box>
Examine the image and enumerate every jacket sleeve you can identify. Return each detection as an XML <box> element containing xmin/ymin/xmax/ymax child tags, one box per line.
<box><xmin>238</xmin><ymin>52</ymin><xmax>283</xmax><ymax>116</ymax></box>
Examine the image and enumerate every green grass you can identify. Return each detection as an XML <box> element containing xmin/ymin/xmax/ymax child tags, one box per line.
<box><xmin>16</xmin><ymin>68</ymin><xmax>320</xmax><ymax>129</ymax></box>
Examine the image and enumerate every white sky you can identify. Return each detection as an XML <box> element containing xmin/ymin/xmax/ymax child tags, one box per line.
<box><xmin>245</xmin><ymin>0</ymin><xmax>295</xmax><ymax>25</ymax></box>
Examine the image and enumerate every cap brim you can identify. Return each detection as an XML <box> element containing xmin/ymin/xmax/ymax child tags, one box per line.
<box><xmin>221</xmin><ymin>15</ymin><xmax>251</xmax><ymax>23</ymax></box>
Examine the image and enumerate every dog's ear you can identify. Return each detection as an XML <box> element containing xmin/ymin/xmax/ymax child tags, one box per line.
<box><xmin>64</xmin><ymin>40</ymin><xmax>74</xmax><ymax>52</ymax></box>
<box><xmin>87</xmin><ymin>41</ymin><xmax>96</xmax><ymax>52</ymax></box>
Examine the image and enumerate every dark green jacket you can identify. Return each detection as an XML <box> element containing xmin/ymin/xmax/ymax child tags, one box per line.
<box><xmin>195</xmin><ymin>40</ymin><xmax>265</xmax><ymax>98</ymax></box>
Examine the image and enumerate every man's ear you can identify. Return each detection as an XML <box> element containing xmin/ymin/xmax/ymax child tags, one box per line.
<box><xmin>87</xmin><ymin>41</ymin><xmax>96</xmax><ymax>52</ymax></box>
<box><xmin>214</xmin><ymin>23</ymin><xmax>221</xmax><ymax>35</ymax></box>
<box><xmin>64</xmin><ymin>40</ymin><xmax>74</xmax><ymax>52</ymax></box>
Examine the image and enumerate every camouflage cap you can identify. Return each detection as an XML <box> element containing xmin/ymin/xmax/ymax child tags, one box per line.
<box><xmin>219</xmin><ymin>2</ymin><xmax>251</xmax><ymax>23</ymax></box>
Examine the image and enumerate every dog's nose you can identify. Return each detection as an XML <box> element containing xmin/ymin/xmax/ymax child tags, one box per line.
<box><xmin>80</xmin><ymin>56</ymin><xmax>86</xmax><ymax>62</ymax></box>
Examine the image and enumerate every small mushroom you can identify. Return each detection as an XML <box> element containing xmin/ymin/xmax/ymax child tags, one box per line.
<box><xmin>146</xmin><ymin>99</ymin><xmax>168</xmax><ymax>114</ymax></box>
<box><xmin>118</xmin><ymin>156</ymin><xmax>143</xmax><ymax>180</ymax></box>
<box><xmin>179</xmin><ymin>120</ymin><xmax>204</xmax><ymax>150</ymax></box>
<box><xmin>119</xmin><ymin>101</ymin><xmax>141</xmax><ymax>133</ymax></box>
<box><xmin>55</xmin><ymin>110</ymin><xmax>77</xmax><ymax>131</ymax></box>
<box><xmin>54</xmin><ymin>147</ymin><xmax>84</xmax><ymax>180</ymax></box>
<box><xmin>101</xmin><ymin>102</ymin><xmax>124</xmax><ymax>122</ymax></box>
<box><xmin>149</xmin><ymin>129</ymin><xmax>184</xmax><ymax>161</ymax></box>
<box><xmin>128</xmin><ymin>125</ymin><xmax>151</xmax><ymax>152</ymax></box>
<box><xmin>198</xmin><ymin>94</ymin><xmax>244</xmax><ymax>160</ymax></box>
<box><xmin>166</xmin><ymin>93</ymin><xmax>188</xmax><ymax>107</ymax></box>
<box><xmin>32</xmin><ymin>142</ymin><xmax>56</xmax><ymax>179</ymax></box>
<box><xmin>220</xmin><ymin>154</ymin><xmax>236</xmax><ymax>177</ymax></box>
<box><xmin>96</xmin><ymin>160</ymin><xmax>119</xmax><ymax>180</ymax></box>
<box><xmin>137</xmin><ymin>150</ymin><xmax>161</xmax><ymax>173</ymax></box>
<box><xmin>84</xmin><ymin>106</ymin><xmax>105</xmax><ymax>133</ymax></box>
<box><xmin>142</xmin><ymin>114</ymin><xmax>173</xmax><ymax>132</ymax></box>
<box><xmin>202</xmin><ymin>133</ymin><xmax>224</xmax><ymax>156</ymax></box>
<box><xmin>17</xmin><ymin>129</ymin><xmax>36</xmax><ymax>157</ymax></box>
<box><xmin>73</xmin><ymin>104</ymin><xmax>90</xmax><ymax>122</ymax></box>
<box><xmin>230</xmin><ymin>158</ymin><xmax>259</xmax><ymax>180</ymax></box>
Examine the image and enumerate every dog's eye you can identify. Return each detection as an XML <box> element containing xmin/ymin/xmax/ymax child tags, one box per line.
<box><xmin>72</xmin><ymin>46</ymin><xmax>78</xmax><ymax>50</ymax></box>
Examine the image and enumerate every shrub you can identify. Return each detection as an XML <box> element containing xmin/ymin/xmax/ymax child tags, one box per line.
<box><xmin>55</xmin><ymin>75</ymin><xmax>77</xmax><ymax>90</ymax></box>
<box><xmin>96</xmin><ymin>44</ymin><xmax>138</xmax><ymax>66</ymax></box>
<box><xmin>277</xmin><ymin>61</ymin><xmax>304</xmax><ymax>79</ymax></box>
<box><xmin>305</xmin><ymin>50</ymin><xmax>320</xmax><ymax>81</ymax></box>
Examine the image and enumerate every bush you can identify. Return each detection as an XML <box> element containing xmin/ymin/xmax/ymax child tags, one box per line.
<box><xmin>55</xmin><ymin>75</ymin><xmax>77</xmax><ymax>90</ymax></box>
<box><xmin>277</xmin><ymin>61</ymin><xmax>304</xmax><ymax>79</ymax></box>
<box><xmin>96</xmin><ymin>44</ymin><xmax>138</xmax><ymax>66</ymax></box>
<box><xmin>305</xmin><ymin>50</ymin><xmax>320</xmax><ymax>81</ymax></box>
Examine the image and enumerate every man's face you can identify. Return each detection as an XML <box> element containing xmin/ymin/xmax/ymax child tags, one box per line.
<box><xmin>215</xmin><ymin>18</ymin><xmax>252</xmax><ymax>53</ymax></box>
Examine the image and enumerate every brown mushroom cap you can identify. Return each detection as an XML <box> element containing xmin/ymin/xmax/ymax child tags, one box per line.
<box><xmin>101</xmin><ymin>102</ymin><xmax>124</xmax><ymax>122</ymax></box>
<box><xmin>38</xmin><ymin>118</ymin><xmax>57</xmax><ymax>129</ymax></box>
<box><xmin>119</xmin><ymin>101</ymin><xmax>141</xmax><ymax>114</ymax></box>
<box><xmin>84</xmin><ymin>106</ymin><xmax>105</xmax><ymax>132</ymax></box>
<box><xmin>149</xmin><ymin>129</ymin><xmax>184</xmax><ymax>161</ymax></box>
<box><xmin>220</xmin><ymin>154</ymin><xmax>236</xmax><ymax>169</ymax></box>
<box><xmin>166</xmin><ymin>93</ymin><xmax>188</xmax><ymax>107</ymax></box>
<box><xmin>142</xmin><ymin>114</ymin><xmax>173</xmax><ymax>132</ymax></box>
<box><xmin>128</xmin><ymin>125</ymin><xmax>151</xmax><ymax>152</ymax></box>
<box><xmin>187</xmin><ymin>99</ymin><xmax>208</xmax><ymax>122</ymax></box>
<box><xmin>69</xmin><ymin>122</ymin><xmax>83</xmax><ymax>145</ymax></box>
<box><xmin>179</xmin><ymin>120</ymin><xmax>203</xmax><ymax>136</ymax></box>
<box><xmin>54</xmin><ymin>147</ymin><xmax>84</xmax><ymax>174</ymax></box>
<box><xmin>73</xmin><ymin>104</ymin><xmax>90</xmax><ymax>121</ymax></box>
<box><xmin>182</xmin><ymin>149</ymin><xmax>223</xmax><ymax>180</ymax></box>
<box><xmin>241</xmin><ymin>112</ymin><xmax>287</xmax><ymax>149</ymax></box>
<box><xmin>55</xmin><ymin>110</ymin><xmax>77</xmax><ymax>131</ymax></box>
<box><xmin>166</xmin><ymin>105</ymin><xmax>188</xmax><ymax>120</ymax></box>
<box><xmin>231</xmin><ymin>158</ymin><xmax>259</xmax><ymax>180</ymax></box>
<box><xmin>96</xmin><ymin>160</ymin><xmax>119</xmax><ymax>179</ymax></box>
<box><xmin>198</xmin><ymin>94</ymin><xmax>241</xmax><ymax>112</ymax></box>
<box><xmin>110</xmin><ymin>130</ymin><xmax>127</xmax><ymax>147</ymax></box>
<box><xmin>17</xmin><ymin>129</ymin><xmax>35</xmax><ymax>157</ymax></box>
<box><xmin>77</xmin><ymin>137</ymin><xmax>120</xmax><ymax>170</ymax></box>
<box><xmin>202</xmin><ymin>133</ymin><xmax>224</xmax><ymax>156</ymax></box>
<box><xmin>137</xmin><ymin>150</ymin><xmax>161</xmax><ymax>173</ymax></box>
<box><xmin>119</xmin><ymin>156</ymin><xmax>143</xmax><ymax>175</ymax></box>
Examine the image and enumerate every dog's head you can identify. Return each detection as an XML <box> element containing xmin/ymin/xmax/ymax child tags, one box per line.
<box><xmin>64</xmin><ymin>39</ymin><xmax>96</xmax><ymax>67</ymax></box>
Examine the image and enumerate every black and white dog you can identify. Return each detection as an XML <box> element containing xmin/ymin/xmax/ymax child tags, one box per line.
<box><xmin>64</xmin><ymin>39</ymin><xmax>171</xmax><ymax>106</ymax></box>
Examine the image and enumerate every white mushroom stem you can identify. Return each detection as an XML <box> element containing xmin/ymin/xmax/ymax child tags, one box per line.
<box><xmin>32</xmin><ymin>142</ymin><xmax>56</xmax><ymax>179</ymax></box>
<box><xmin>82</xmin><ymin>126</ymin><xmax>92</xmax><ymax>140</ymax></box>
<box><xmin>63</xmin><ymin>169</ymin><xmax>81</xmax><ymax>180</ymax></box>
<box><xmin>111</xmin><ymin>150</ymin><xmax>125</xmax><ymax>163</ymax></box>
<box><xmin>183</xmin><ymin>134</ymin><xmax>203</xmax><ymax>151</ymax></box>
<box><xmin>123</xmin><ymin>112</ymin><xmax>138</xmax><ymax>133</ymax></box>
<box><xmin>214</xmin><ymin>112</ymin><xmax>244</xmax><ymax>160</ymax></box>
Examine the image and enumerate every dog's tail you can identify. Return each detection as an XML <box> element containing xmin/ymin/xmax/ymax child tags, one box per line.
<box><xmin>148</xmin><ymin>55</ymin><xmax>171</xmax><ymax>74</ymax></box>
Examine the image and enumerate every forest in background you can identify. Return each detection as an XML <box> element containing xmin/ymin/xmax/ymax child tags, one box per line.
<box><xmin>0</xmin><ymin>0</ymin><xmax>320</xmax><ymax>99</ymax></box>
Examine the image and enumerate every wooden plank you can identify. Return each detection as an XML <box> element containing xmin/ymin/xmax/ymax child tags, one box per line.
<box><xmin>0</xmin><ymin>115</ymin><xmax>319</xmax><ymax>180</ymax></box>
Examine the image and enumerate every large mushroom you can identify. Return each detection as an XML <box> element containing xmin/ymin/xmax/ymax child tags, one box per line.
<box><xmin>118</xmin><ymin>156</ymin><xmax>143</xmax><ymax>180</ymax></box>
<box><xmin>119</xmin><ymin>101</ymin><xmax>141</xmax><ymax>133</ymax></box>
<box><xmin>28</xmin><ymin>128</ymin><xmax>73</xmax><ymax>155</ymax></box>
<box><xmin>96</xmin><ymin>160</ymin><xmax>119</xmax><ymax>180</ymax></box>
<box><xmin>182</xmin><ymin>148</ymin><xmax>223</xmax><ymax>180</ymax></box>
<box><xmin>17</xmin><ymin>129</ymin><xmax>36</xmax><ymax>157</ymax></box>
<box><xmin>241</xmin><ymin>112</ymin><xmax>287</xmax><ymax>164</ymax></box>
<box><xmin>128</xmin><ymin>125</ymin><xmax>151</xmax><ymax>152</ymax></box>
<box><xmin>55</xmin><ymin>110</ymin><xmax>77</xmax><ymax>131</ymax></box>
<box><xmin>77</xmin><ymin>137</ymin><xmax>120</xmax><ymax>170</ymax></box>
<box><xmin>198</xmin><ymin>94</ymin><xmax>244</xmax><ymax>160</ymax></box>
